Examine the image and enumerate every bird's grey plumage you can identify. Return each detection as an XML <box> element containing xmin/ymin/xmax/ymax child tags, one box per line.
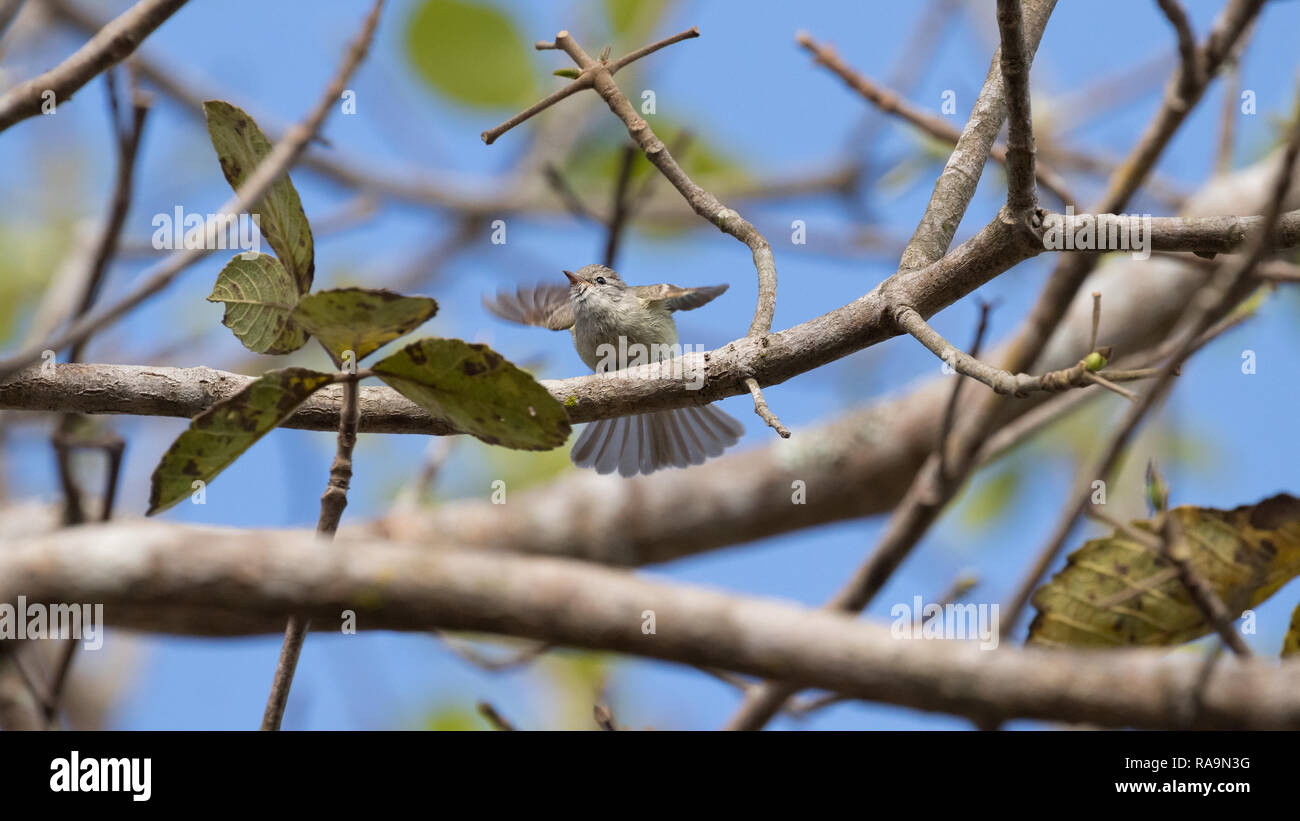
<box><xmin>485</xmin><ymin>263</ymin><xmax>742</xmax><ymax>476</ymax></box>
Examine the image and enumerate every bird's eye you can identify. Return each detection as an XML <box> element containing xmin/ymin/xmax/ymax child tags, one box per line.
<box><xmin>595</xmin><ymin>276</ymin><xmax>606</xmax><ymax>285</ymax></box>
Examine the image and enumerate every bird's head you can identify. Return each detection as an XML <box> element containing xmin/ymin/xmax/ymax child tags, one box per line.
<box><xmin>564</xmin><ymin>264</ymin><xmax>629</xmax><ymax>310</ymax></box>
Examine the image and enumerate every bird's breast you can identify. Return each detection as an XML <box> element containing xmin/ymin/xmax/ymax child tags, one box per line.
<box><xmin>572</xmin><ymin>304</ymin><xmax>678</xmax><ymax>372</ymax></box>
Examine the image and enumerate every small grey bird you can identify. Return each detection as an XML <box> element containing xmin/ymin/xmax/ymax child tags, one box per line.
<box><xmin>484</xmin><ymin>263</ymin><xmax>743</xmax><ymax>476</ymax></box>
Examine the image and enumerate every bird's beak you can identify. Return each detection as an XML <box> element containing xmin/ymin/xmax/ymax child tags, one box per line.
<box><xmin>563</xmin><ymin>269</ymin><xmax>586</xmax><ymax>286</ymax></box>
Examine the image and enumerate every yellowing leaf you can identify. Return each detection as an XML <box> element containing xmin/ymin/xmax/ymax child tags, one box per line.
<box><xmin>405</xmin><ymin>0</ymin><xmax>535</xmax><ymax>108</ymax></box>
<box><xmin>1283</xmin><ymin>601</ymin><xmax>1300</xmax><ymax>659</ymax></box>
<box><xmin>372</xmin><ymin>338</ymin><xmax>570</xmax><ymax>450</ymax></box>
<box><xmin>147</xmin><ymin>368</ymin><xmax>334</xmax><ymax>515</ymax></box>
<box><xmin>203</xmin><ymin>100</ymin><xmax>315</xmax><ymax>292</ymax></box>
<box><xmin>290</xmin><ymin>288</ymin><xmax>438</xmax><ymax>362</ymax></box>
<box><xmin>1028</xmin><ymin>494</ymin><xmax>1300</xmax><ymax>649</ymax></box>
<box><xmin>207</xmin><ymin>254</ymin><xmax>309</xmax><ymax>355</ymax></box>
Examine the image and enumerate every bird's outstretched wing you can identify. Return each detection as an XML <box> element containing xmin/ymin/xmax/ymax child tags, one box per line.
<box><xmin>483</xmin><ymin>283</ymin><xmax>574</xmax><ymax>330</ymax></box>
<box><xmin>635</xmin><ymin>283</ymin><xmax>728</xmax><ymax>312</ymax></box>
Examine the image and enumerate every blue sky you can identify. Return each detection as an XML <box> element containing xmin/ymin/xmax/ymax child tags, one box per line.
<box><xmin>2</xmin><ymin>0</ymin><xmax>1299</xmax><ymax>729</ymax></box>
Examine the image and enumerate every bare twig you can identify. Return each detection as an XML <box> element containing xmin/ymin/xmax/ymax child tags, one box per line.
<box><xmin>0</xmin><ymin>0</ymin><xmax>187</xmax><ymax>133</ymax></box>
<box><xmin>260</xmin><ymin>370</ymin><xmax>363</xmax><ymax>731</ymax></box>
<box><xmin>593</xmin><ymin>704</ymin><xmax>618</xmax><ymax>730</ymax></box>
<box><xmin>796</xmin><ymin>31</ymin><xmax>1076</xmax><ymax>208</ymax></box>
<box><xmin>1155</xmin><ymin>0</ymin><xmax>1201</xmax><ymax>102</ymax></box>
<box><xmin>936</xmin><ymin>301</ymin><xmax>993</xmax><ymax>484</ymax></box>
<box><xmin>744</xmin><ymin>377</ymin><xmax>790</xmax><ymax>438</ymax></box>
<box><xmin>602</xmin><ymin>144</ymin><xmax>638</xmax><ymax>268</ymax></box>
<box><xmin>480</xmin><ymin>27</ymin><xmax>700</xmax><ymax>144</ymax></box>
<box><xmin>439</xmin><ymin>634</ymin><xmax>551</xmax><ymax>672</ymax></box>
<box><xmin>477</xmin><ymin>701</ymin><xmax>516</xmax><ymax>731</ymax></box>
<box><xmin>541</xmin><ymin>163</ymin><xmax>601</xmax><ymax>223</ymax></box>
<box><xmin>896</xmin><ymin>306</ymin><xmax>1158</xmax><ymax>398</ymax></box>
<box><xmin>1160</xmin><ymin>514</ymin><xmax>1253</xmax><ymax>657</ymax></box>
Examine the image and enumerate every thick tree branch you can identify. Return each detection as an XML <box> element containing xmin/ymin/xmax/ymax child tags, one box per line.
<box><xmin>996</xmin><ymin>0</ymin><xmax>1038</xmax><ymax>213</ymax></box>
<box><xmin>4</xmin><ymin>521</ymin><xmax>1300</xmax><ymax>730</ymax></box>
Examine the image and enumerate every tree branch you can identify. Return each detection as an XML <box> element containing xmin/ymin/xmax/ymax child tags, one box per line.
<box><xmin>0</xmin><ymin>0</ymin><xmax>187</xmax><ymax>133</ymax></box>
<box><xmin>796</xmin><ymin>30</ymin><xmax>1076</xmax><ymax>209</ymax></box>
<box><xmin>996</xmin><ymin>0</ymin><xmax>1038</xmax><ymax>213</ymax></box>
<box><xmin>5</xmin><ymin>520</ymin><xmax>1300</xmax><ymax>729</ymax></box>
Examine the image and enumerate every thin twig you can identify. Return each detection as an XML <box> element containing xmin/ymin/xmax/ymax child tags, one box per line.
<box><xmin>602</xmin><ymin>144</ymin><xmax>638</xmax><ymax>268</ymax></box>
<box><xmin>1155</xmin><ymin>0</ymin><xmax>1201</xmax><ymax>102</ymax></box>
<box><xmin>261</xmin><ymin>369</ymin><xmax>363</xmax><ymax>730</ymax></box>
<box><xmin>1160</xmin><ymin>513</ymin><xmax>1253</xmax><ymax>657</ymax></box>
<box><xmin>480</xmin><ymin>27</ymin><xmax>701</xmax><ymax>145</ymax></box>
<box><xmin>936</xmin><ymin>301</ymin><xmax>993</xmax><ymax>485</ymax></box>
<box><xmin>477</xmin><ymin>701</ymin><xmax>516</xmax><ymax>731</ymax></box>
<box><xmin>745</xmin><ymin>377</ymin><xmax>790</xmax><ymax>438</ymax></box>
<box><xmin>593</xmin><ymin>704</ymin><xmax>618</xmax><ymax>730</ymax></box>
<box><xmin>897</xmin><ymin>306</ymin><xmax>1149</xmax><ymax>397</ymax></box>
<box><xmin>541</xmin><ymin>163</ymin><xmax>601</xmax><ymax>222</ymax></box>
<box><xmin>797</xmin><ymin>31</ymin><xmax>1076</xmax><ymax>209</ymax></box>
<box><xmin>439</xmin><ymin>633</ymin><xmax>551</xmax><ymax>672</ymax></box>
<box><xmin>1083</xmin><ymin>505</ymin><xmax>1163</xmax><ymax>550</ymax></box>
<box><xmin>0</xmin><ymin>0</ymin><xmax>187</xmax><ymax>133</ymax></box>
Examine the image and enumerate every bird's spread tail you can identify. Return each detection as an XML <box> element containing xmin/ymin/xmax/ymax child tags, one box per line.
<box><xmin>571</xmin><ymin>404</ymin><xmax>744</xmax><ymax>476</ymax></box>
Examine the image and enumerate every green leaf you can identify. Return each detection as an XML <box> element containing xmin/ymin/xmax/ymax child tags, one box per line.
<box><xmin>203</xmin><ymin>100</ymin><xmax>315</xmax><ymax>292</ymax></box>
<box><xmin>602</xmin><ymin>0</ymin><xmax>670</xmax><ymax>39</ymax></box>
<box><xmin>147</xmin><ymin>368</ymin><xmax>334</xmax><ymax>515</ymax></box>
<box><xmin>553</xmin><ymin>68</ymin><xmax>580</xmax><ymax>79</ymax></box>
<box><xmin>206</xmin><ymin>254</ymin><xmax>309</xmax><ymax>355</ymax></box>
<box><xmin>372</xmin><ymin>338</ymin><xmax>570</xmax><ymax>450</ymax></box>
<box><xmin>291</xmin><ymin>288</ymin><xmax>438</xmax><ymax>363</ymax></box>
<box><xmin>405</xmin><ymin>0</ymin><xmax>536</xmax><ymax>108</ymax></box>
<box><xmin>958</xmin><ymin>467</ymin><xmax>1020</xmax><ymax>531</ymax></box>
